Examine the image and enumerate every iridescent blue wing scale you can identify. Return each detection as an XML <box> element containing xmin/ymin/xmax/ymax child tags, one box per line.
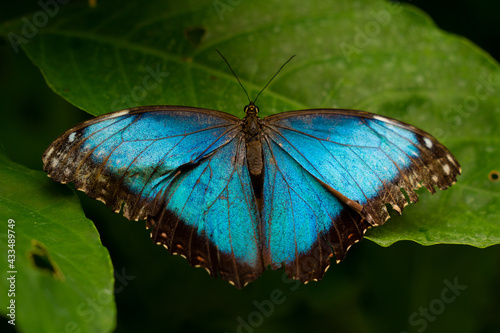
<box><xmin>43</xmin><ymin>106</ymin><xmax>262</xmax><ymax>287</ymax></box>
<box><xmin>261</xmin><ymin>109</ymin><xmax>460</xmax><ymax>282</ymax></box>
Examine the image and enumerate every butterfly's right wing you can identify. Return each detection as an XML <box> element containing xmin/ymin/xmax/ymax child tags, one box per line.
<box><xmin>259</xmin><ymin>109</ymin><xmax>460</xmax><ymax>283</ymax></box>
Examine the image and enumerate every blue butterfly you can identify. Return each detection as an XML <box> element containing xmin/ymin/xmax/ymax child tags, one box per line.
<box><xmin>43</xmin><ymin>59</ymin><xmax>460</xmax><ymax>288</ymax></box>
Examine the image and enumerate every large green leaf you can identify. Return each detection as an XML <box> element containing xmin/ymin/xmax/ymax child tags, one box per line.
<box><xmin>1</xmin><ymin>0</ymin><xmax>499</xmax><ymax>248</ymax></box>
<box><xmin>0</xmin><ymin>150</ymin><xmax>115</xmax><ymax>333</ymax></box>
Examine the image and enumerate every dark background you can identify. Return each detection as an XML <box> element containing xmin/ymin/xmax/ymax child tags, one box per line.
<box><xmin>1</xmin><ymin>1</ymin><xmax>499</xmax><ymax>332</ymax></box>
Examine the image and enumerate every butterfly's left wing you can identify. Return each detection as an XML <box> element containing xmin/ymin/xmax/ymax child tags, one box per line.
<box><xmin>261</xmin><ymin>109</ymin><xmax>460</xmax><ymax>282</ymax></box>
<box><xmin>43</xmin><ymin>106</ymin><xmax>263</xmax><ymax>288</ymax></box>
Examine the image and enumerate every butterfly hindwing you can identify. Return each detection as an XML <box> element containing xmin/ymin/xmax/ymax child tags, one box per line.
<box><xmin>261</xmin><ymin>135</ymin><xmax>370</xmax><ymax>282</ymax></box>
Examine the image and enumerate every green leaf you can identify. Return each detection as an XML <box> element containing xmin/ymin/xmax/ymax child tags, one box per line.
<box><xmin>1</xmin><ymin>0</ymin><xmax>499</xmax><ymax>249</ymax></box>
<box><xmin>0</xmin><ymin>150</ymin><xmax>115</xmax><ymax>332</ymax></box>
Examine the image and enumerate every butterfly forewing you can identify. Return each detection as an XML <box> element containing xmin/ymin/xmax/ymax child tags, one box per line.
<box><xmin>262</xmin><ymin>109</ymin><xmax>461</xmax><ymax>227</ymax></box>
<box><xmin>43</xmin><ymin>106</ymin><xmax>240</xmax><ymax>219</ymax></box>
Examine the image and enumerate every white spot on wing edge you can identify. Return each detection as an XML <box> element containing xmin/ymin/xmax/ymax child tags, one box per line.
<box><xmin>68</xmin><ymin>132</ymin><xmax>76</xmax><ymax>143</ymax></box>
<box><xmin>423</xmin><ymin>137</ymin><xmax>433</xmax><ymax>149</ymax></box>
<box><xmin>372</xmin><ymin>115</ymin><xmax>399</xmax><ymax>126</ymax></box>
<box><xmin>50</xmin><ymin>158</ymin><xmax>59</xmax><ymax>168</ymax></box>
<box><xmin>447</xmin><ymin>154</ymin><xmax>457</xmax><ymax>166</ymax></box>
<box><xmin>109</xmin><ymin>110</ymin><xmax>130</xmax><ymax>118</ymax></box>
<box><xmin>45</xmin><ymin>147</ymin><xmax>54</xmax><ymax>158</ymax></box>
<box><xmin>443</xmin><ymin>164</ymin><xmax>451</xmax><ymax>175</ymax></box>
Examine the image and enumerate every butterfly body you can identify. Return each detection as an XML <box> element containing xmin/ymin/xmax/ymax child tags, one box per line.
<box><xmin>43</xmin><ymin>104</ymin><xmax>460</xmax><ymax>288</ymax></box>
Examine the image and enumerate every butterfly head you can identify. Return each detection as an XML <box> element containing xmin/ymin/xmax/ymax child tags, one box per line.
<box><xmin>244</xmin><ymin>102</ymin><xmax>259</xmax><ymax>115</ymax></box>
<box><xmin>215</xmin><ymin>49</ymin><xmax>294</xmax><ymax>118</ymax></box>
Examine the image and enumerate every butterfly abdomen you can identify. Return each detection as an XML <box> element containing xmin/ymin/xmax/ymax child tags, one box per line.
<box><xmin>245</xmin><ymin>140</ymin><xmax>263</xmax><ymax>176</ymax></box>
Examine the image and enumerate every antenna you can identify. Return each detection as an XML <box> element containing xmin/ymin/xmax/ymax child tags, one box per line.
<box><xmin>215</xmin><ymin>49</ymin><xmax>295</xmax><ymax>104</ymax></box>
<box><xmin>215</xmin><ymin>49</ymin><xmax>251</xmax><ymax>103</ymax></box>
<box><xmin>253</xmin><ymin>54</ymin><xmax>295</xmax><ymax>104</ymax></box>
